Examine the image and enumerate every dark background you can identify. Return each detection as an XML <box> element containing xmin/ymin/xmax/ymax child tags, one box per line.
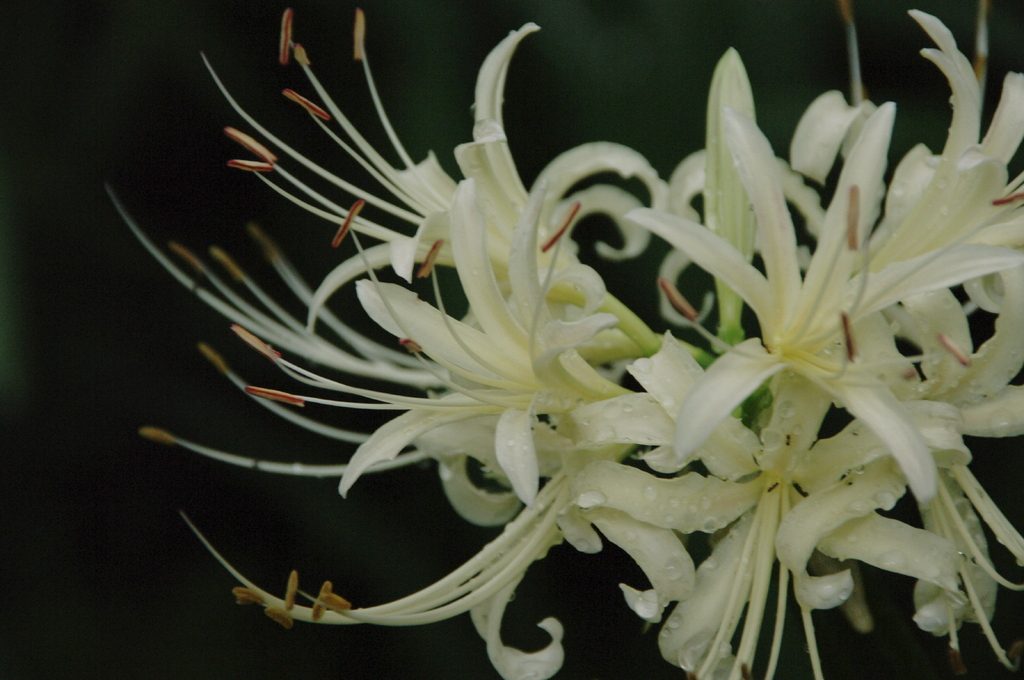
<box><xmin>3</xmin><ymin>1</ymin><xmax>1024</xmax><ymax>678</ymax></box>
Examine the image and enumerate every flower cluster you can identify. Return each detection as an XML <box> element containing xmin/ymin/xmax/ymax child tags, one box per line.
<box><xmin>122</xmin><ymin>6</ymin><xmax>1024</xmax><ymax>680</ymax></box>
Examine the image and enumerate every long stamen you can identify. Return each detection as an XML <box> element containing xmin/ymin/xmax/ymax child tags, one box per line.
<box><xmin>974</xmin><ymin>0</ymin><xmax>990</xmax><ymax>103</ymax></box>
<box><xmin>836</xmin><ymin>0</ymin><xmax>864</xmax><ymax>105</ymax></box>
<box><xmin>140</xmin><ymin>425</ymin><xmax>426</xmax><ymax>476</ymax></box>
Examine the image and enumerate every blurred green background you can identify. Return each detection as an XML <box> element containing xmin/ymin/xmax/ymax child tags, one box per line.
<box><xmin>3</xmin><ymin>1</ymin><xmax>1024</xmax><ymax>678</ymax></box>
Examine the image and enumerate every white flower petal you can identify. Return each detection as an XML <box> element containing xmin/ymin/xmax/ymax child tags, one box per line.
<box><xmin>569</xmin><ymin>393</ymin><xmax>675</xmax><ymax>448</ymax></box>
<box><xmin>339</xmin><ymin>408</ymin><xmax>477</xmax><ymax>496</ymax></box>
<box><xmin>438</xmin><ymin>456</ymin><xmax>522</xmax><ymax>527</ymax></box>
<box><xmin>829</xmin><ymin>382</ymin><xmax>936</xmax><ymax>501</ymax></box>
<box><xmin>626</xmin><ymin>208</ymin><xmax>772</xmax><ymax>322</ymax></box>
<box><xmin>722</xmin><ymin>108</ymin><xmax>802</xmax><ymax>322</ymax></box>
<box><xmin>910</xmin><ymin>11</ymin><xmax>981</xmax><ymax>158</ymax></box>
<box><xmin>471</xmin><ymin>575</ymin><xmax>564</xmax><ymax>680</ymax></box>
<box><xmin>790</xmin><ymin>90</ymin><xmax>865</xmax><ymax>184</ymax></box>
<box><xmin>658</xmin><ymin>512</ymin><xmax>753</xmax><ymax>672</ymax></box>
<box><xmin>619</xmin><ymin>584</ymin><xmax>665</xmax><ymax>623</ymax></box>
<box><xmin>355</xmin><ymin>279</ymin><xmax>531</xmax><ymax>379</ymax></box>
<box><xmin>495</xmin><ymin>406</ymin><xmax>539</xmax><ymax>507</ymax></box>
<box><xmin>871</xmin><ymin>143</ymin><xmax>936</xmax><ymax>248</ymax></box>
<box><xmin>449</xmin><ymin>180</ymin><xmax>529</xmax><ymax>348</ymax></box>
<box><xmin>854</xmin><ymin>244</ymin><xmax>1024</xmax><ymax>317</ymax></box>
<box><xmin>668</xmin><ymin>149</ymin><xmax>706</xmax><ymax>222</ymax></box>
<box><xmin>981</xmin><ymin>72</ymin><xmax>1024</xmax><ymax>163</ymax></box>
<box><xmin>535</xmin><ymin>141</ymin><xmax>668</xmax><ymax>240</ymax></box>
<box><xmin>798</xmin><ymin>103</ymin><xmax>894</xmax><ymax>323</ymax></box>
<box><xmin>674</xmin><ymin>340</ymin><xmax>784</xmax><ymax>464</ymax></box>
<box><xmin>588</xmin><ymin>507</ymin><xmax>695</xmax><ymax>605</ymax></box>
<box><xmin>776</xmin><ymin>458</ymin><xmax>906</xmax><ymax>607</ymax></box>
<box><xmin>961</xmin><ymin>385</ymin><xmax>1024</xmax><ymax>437</ymax></box>
<box><xmin>819</xmin><ymin>514</ymin><xmax>960</xmax><ymax>591</ymax></box>
<box><xmin>570</xmin><ymin>461</ymin><xmax>761</xmax><ymax>534</ymax></box>
<box><xmin>946</xmin><ymin>265</ymin><xmax>1024</xmax><ymax>404</ymax></box>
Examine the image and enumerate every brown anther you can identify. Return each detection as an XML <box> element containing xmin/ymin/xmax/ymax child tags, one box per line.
<box><xmin>284</xmin><ymin>570</ymin><xmax>299</xmax><ymax>611</ymax></box>
<box><xmin>321</xmin><ymin>591</ymin><xmax>352</xmax><ymax>612</ymax></box>
<box><xmin>232</xmin><ymin>586</ymin><xmax>265</xmax><ymax>606</ymax></box>
<box><xmin>841</xmin><ymin>312</ymin><xmax>857</xmax><ymax>361</ymax></box>
<box><xmin>227</xmin><ymin>159</ymin><xmax>275</xmax><ymax>172</ymax></box>
<box><xmin>836</xmin><ymin>0</ymin><xmax>853</xmax><ymax>25</ymax></box>
<box><xmin>846</xmin><ymin>184</ymin><xmax>860</xmax><ymax>251</ymax></box>
<box><xmin>279</xmin><ymin>8</ymin><xmax>294</xmax><ymax>65</ymax></box>
<box><xmin>541</xmin><ymin>201</ymin><xmax>581</xmax><ymax>253</ymax></box>
<box><xmin>416</xmin><ymin>239</ymin><xmax>445</xmax><ymax>278</ymax></box>
<box><xmin>974</xmin><ymin>53</ymin><xmax>988</xmax><ymax>84</ymax></box>
<box><xmin>245</xmin><ymin>386</ymin><xmax>306</xmax><ymax>407</ymax></box>
<box><xmin>223</xmin><ymin>127</ymin><xmax>278</xmax><ymax>164</ymax></box>
<box><xmin>293</xmin><ymin>43</ymin><xmax>310</xmax><ymax>67</ymax></box>
<box><xmin>1008</xmin><ymin>639</ymin><xmax>1024</xmax><ymax>663</ymax></box>
<box><xmin>264</xmin><ymin>606</ymin><xmax>295</xmax><ymax>629</ymax></box>
<box><xmin>948</xmin><ymin>647</ymin><xmax>967</xmax><ymax>676</ymax></box>
<box><xmin>138</xmin><ymin>426</ymin><xmax>176</xmax><ymax>446</ymax></box>
<box><xmin>311</xmin><ymin>581</ymin><xmax>334</xmax><ymax>621</ymax></box>
<box><xmin>741</xmin><ymin>663</ymin><xmax>753</xmax><ymax>680</ymax></box>
<box><xmin>658</xmin><ymin>277</ymin><xmax>699</xmax><ymax>322</ymax></box>
<box><xmin>197</xmin><ymin>342</ymin><xmax>230</xmax><ymax>375</ymax></box>
<box><xmin>353</xmin><ymin>8</ymin><xmax>366</xmax><ymax>61</ymax></box>
<box><xmin>399</xmin><ymin>338</ymin><xmax>423</xmax><ymax>353</ymax></box>
<box><xmin>209</xmin><ymin>246</ymin><xmax>246</xmax><ymax>282</ymax></box>
<box><xmin>246</xmin><ymin>222</ymin><xmax>282</xmax><ymax>263</ymax></box>
<box><xmin>685</xmin><ymin>673</ymin><xmax>697</xmax><ymax>680</ymax></box>
<box><xmin>282</xmin><ymin>89</ymin><xmax>331</xmax><ymax>121</ymax></box>
<box><xmin>231</xmin><ymin>324</ymin><xmax>282</xmax><ymax>361</ymax></box>
<box><xmin>992</xmin><ymin>192</ymin><xmax>1024</xmax><ymax>206</ymax></box>
<box><xmin>332</xmin><ymin>199</ymin><xmax>365</xmax><ymax>248</ymax></box>
<box><xmin>938</xmin><ymin>333</ymin><xmax>971</xmax><ymax>366</ymax></box>
<box><xmin>168</xmin><ymin>241</ymin><xmax>206</xmax><ymax>275</ymax></box>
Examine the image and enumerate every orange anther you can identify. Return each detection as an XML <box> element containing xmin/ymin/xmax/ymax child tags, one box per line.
<box><xmin>138</xmin><ymin>426</ymin><xmax>176</xmax><ymax>446</ymax></box>
<box><xmin>231</xmin><ymin>324</ymin><xmax>282</xmax><ymax>361</ymax></box>
<box><xmin>353</xmin><ymin>8</ymin><xmax>366</xmax><ymax>61</ymax></box>
<box><xmin>279</xmin><ymin>8</ymin><xmax>294</xmax><ymax>65</ymax></box>
<box><xmin>846</xmin><ymin>185</ymin><xmax>860</xmax><ymax>251</ymax></box>
<box><xmin>227</xmin><ymin>159</ymin><xmax>274</xmax><ymax>172</ymax></box>
<box><xmin>658</xmin><ymin>278</ymin><xmax>698</xmax><ymax>322</ymax></box>
<box><xmin>197</xmin><ymin>342</ymin><xmax>230</xmax><ymax>375</ymax></box>
<box><xmin>416</xmin><ymin>239</ymin><xmax>445</xmax><ymax>278</ymax></box>
<box><xmin>264</xmin><ymin>607</ymin><xmax>294</xmax><ymax>629</ymax></box>
<box><xmin>224</xmin><ymin>127</ymin><xmax>277</xmax><ymax>164</ymax></box>
<box><xmin>245</xmin><ymin>386</ymin><xmax>306</xmax><ymax>407</ymax></box>
<box><xmin>399</xmin><ymin>338</ymin><xmax>423</xmax><ymax>353</ymax></box>
<box><xmin>282</xmin><ymin>89</ymin><xmax>331</xmax><ymax>121</ymax></box>
<box><xmin>332</xmin><ymin>199</ymin><xmax>365</xmax><ymax>248</ymax></box>
<box><xmin>232</xmin><ymin>586</ymin><xmax>265</xmax><ymax>606</ymax></box>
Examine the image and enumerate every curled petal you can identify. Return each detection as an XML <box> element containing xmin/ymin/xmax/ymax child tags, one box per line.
<box><xmin>776</xmin><ymin>458</ymin><xmax>906</xmax><ymax>608</ymax></box>
<box><xmin>470</xmin><ymin>575</ymin><xmax>564</xmax><ymax>680</ymax></box>
<box><xmin>438</xmin><ymin>456</ymin><xmax>521</xmax><ymax>527</ymax></box>
<box><xmin>587</xmin><ymin>507</ymin><xmax>695</xmax><ymax>607</ymax></box>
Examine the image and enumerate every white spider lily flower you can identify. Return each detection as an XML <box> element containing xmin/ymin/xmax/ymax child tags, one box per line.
<box><xmin>565</xmin><ymin>334</ymin><xmax>970</xmax><ymax>680</ymax></box>
<box><xmin>627</xmin><ymin>96</ymin><xmax>1024</xmax><ymax>502</ymax></box>
<box><xmin>341</xmin><ymin>178</ymin><xmax>632</xmax><ymax>507</ymax></box>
